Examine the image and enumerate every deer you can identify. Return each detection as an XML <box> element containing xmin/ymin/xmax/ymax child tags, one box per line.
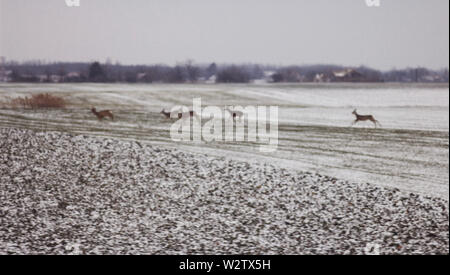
<box><xmin>161</xmin><ymin>109</ymin><xmax>199</xmax><ymax>120</ymax></box>
<box><xmin>225</xmin><ymin>107</ymin><xmax>244</xmax><ymax>121</ymax></box>
<box><xmin>91</xmin><ymin>107</ymin><xmax>114</xmax><ymax>121</ymax></box>
<box><xmin>352</xmin><ymin>109</ymin><xmax>381</xmax><ymax>127</ymax></box>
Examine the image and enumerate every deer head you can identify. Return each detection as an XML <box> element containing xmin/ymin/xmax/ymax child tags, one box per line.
<box><xmin>352</xmin><ymin>109</ymin><xmax>357</xmax><ymax>115</ymax></box>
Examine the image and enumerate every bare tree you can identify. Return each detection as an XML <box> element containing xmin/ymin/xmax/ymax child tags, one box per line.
<box><xmin>185</xmin><ymin>60</ymin><xmax>200</xmax><ymax>83</ymax></box>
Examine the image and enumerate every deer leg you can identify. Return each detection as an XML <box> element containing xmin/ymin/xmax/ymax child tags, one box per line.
<box><xmin>370</xmin><ymin>118</ymin><xmax>378</xmax><ymax>128</ymax></box>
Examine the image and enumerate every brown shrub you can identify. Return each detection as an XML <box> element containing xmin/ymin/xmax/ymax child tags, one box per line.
<box><xmin>10</xmin><ymin>93</ymin><xmax>66</xmax><ymax>109</ymax></box>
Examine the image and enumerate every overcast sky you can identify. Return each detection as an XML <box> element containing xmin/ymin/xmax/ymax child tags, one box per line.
<box><xmin>0</xmin><ymin>0</ymin><xmax>448</xmax><ymax>70</ymax></box>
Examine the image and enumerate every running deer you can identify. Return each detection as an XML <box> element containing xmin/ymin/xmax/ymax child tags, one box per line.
<box><xmin>352</xmin><ymin>109</ymin><xmax>381</xmax><ymax>127</ymax></box>
<box><xmin>91</xmin><ymin>107</ymin><xmax>114</xmax><ymax>121</ymax></box>
<box><xmin>161</xmin><ymin>109</ymin><xmax>198</xmax><ymax>120</ymax></box>
<box><xmin>225</xmin><ymin>108</ymin><xmax>244</xmax><ymax>121</ymax></box>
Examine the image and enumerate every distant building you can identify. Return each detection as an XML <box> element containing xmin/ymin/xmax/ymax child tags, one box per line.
<box><xmin>136</xmin><ymin>73</ymin><xmax>146</xmax><ymax>81</ymax></box>
<box><xmin>205</xmin><ymin>75</ymin><xmax>216</xmax><ymax>84</ymax></box>
<box><xmin>49</xmin><ymin>75</ymin><xmax>62</xmax><ymax>83</ymax></box>
<box><xmin>67</xmin><ymin>72</ymin><xmax>80</xmax><ymax>78</ymax></box>
<box><xmin>37</xmin><ymin>75</ymin><xmax>49</xmax><ymax>82</ymax></box>
<box><xmin>333</xmin><ymin>69</ymin><xmax>364</xmax><ymax>82</ymax></box>
<box><xmin>252</xmin><ymin>71</ymin><xmax>275</xmax><ymax>84</ymax></box>
<box><xmin>0</xmin><ymin>70</ymin><xmax>12</xmax><ymax>82</ymax></box>
<box><xmin>263</xmin><ymin>71</ymin><xmax>275</xmax><ymax>82</ymax></box>
<box><xmin>421</xmin><ymin>75</ymin><xmax>442</xmax><ymax>83</ymax></box>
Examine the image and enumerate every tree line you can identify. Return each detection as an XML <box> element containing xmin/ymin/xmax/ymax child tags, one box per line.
<box><xmin>2</xmin><ymin>60</ymin><xmax>448</xmax><ymax>83</ymax></box>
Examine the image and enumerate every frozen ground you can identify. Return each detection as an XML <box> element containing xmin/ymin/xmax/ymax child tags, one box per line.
<box><xmin>0</xmin><ymin>128</ymin><xmax>448</xmax><ymax>255</ymax></box>
<box><xmin>0</xmin><ymin>83</ymin><xmax>448</xmax><ymax>199</ymax></box>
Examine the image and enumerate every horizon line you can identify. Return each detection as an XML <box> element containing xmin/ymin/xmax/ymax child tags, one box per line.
<box><xmin>1</xmin><ymin>57</ymin><xmax>449</xmax><ymax>73</ymax></box>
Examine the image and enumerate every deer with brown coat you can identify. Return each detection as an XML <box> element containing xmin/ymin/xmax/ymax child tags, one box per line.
<box><xmin>352</xmin><ymin>109</ymin><xmax>381</xmax><ymax>127</ymax></box>
<box><xmin>91</xmin><ymin>107</ymin><xmax>114</xmax><ymax>121</ymax></box>
<box><xmin>161</xmin><ymin>109</ymin><xmax>199</xmax><ymax>120</ymax></box>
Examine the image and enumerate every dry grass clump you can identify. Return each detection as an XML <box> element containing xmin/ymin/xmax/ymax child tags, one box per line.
<box><xmin>10</xmin><ymin>93</ymin><xmax>66</xmax><ymax>109</ymax></box>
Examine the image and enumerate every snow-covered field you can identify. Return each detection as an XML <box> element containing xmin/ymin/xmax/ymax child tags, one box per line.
<box><xmin>0</xmin><ymin>83</ymin><xmax>448</xmax><ymax>199</ymax></box>
<box><xmin>0</xmin><ymin>83</ymin><xmax>448</xmax><ymax>254</ymax></box>
<box><xmin>0</xmin><ymin>128</ymin><xmax>448</xmax><ymax>255</ymax></box>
